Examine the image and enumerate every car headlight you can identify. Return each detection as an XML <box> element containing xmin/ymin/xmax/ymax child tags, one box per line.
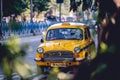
<box><xmin>74</xmin><ymin>47</ymin><xmax>81</xmax><ymax>53</ymax></box>
<box><xmin>37</xmin><ymin>47</ymin><xmax>44</xmax><ymax>53</ymax></box>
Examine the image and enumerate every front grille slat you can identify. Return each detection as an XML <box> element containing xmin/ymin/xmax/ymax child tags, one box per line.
<box><xmin>43</xmin><ymin>51</ymin><xmax>74</xmax><ymax>61</ymax></box>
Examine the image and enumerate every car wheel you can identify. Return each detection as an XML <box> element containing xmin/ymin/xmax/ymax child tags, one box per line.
<box><xmin>37</xmin><ymin>65</ymin><xmax>51</xmax><ymax>74</ymax></box>
<box><xmin>37</xmin><ymin>65</ymin><xmax>47</xmax><ymax>74</ymax></box>
<box><xmin>85</xmin><ymin>53</ymin><xmax>91</xmax><ymax>63</ymax></box>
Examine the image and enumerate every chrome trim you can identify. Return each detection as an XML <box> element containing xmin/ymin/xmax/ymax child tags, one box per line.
<box><xmin>34</xmin><ymin>58</ymin><xmax>41</xmax><ymax>61</ymax></box>
<box><xmin>76</xmin><ymin>58</ymin><xmax>85</xmax><ymax>61</ymax></box>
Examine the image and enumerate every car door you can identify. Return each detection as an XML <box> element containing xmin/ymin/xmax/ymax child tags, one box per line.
<box><xmin>84</xmin><ymin>28</ymin><xmax>92</xmax><ymax>53</ymax></box>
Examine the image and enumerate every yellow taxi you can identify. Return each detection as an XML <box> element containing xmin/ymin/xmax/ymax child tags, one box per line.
<box><xmin>35</xmin><ymin>22</ymin><xmax>96</xmax><ymax>73</ymax></box>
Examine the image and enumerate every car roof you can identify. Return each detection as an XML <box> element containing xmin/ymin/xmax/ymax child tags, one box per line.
<box><xmin>47</xmin><ymin>22</ymin><xmax>87</xmax><ymax>30</ymax></box>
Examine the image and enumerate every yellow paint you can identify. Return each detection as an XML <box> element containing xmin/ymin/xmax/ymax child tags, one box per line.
<box><xmin>35</xmin><ymin>22</ymin><xmax>96</xmax><ymax>66</ymax></box>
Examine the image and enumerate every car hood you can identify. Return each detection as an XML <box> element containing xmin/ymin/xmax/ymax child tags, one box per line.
<box><xmin>39</xmin><ymin>40</ymin><xmax>83</xmax><ymax>52</ymax></box>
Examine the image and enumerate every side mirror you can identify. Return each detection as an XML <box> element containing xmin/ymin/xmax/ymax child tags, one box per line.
<box><xmin>41</xmin><ymin>39</ymin><xmax>44</xmax><ymax>43</ymax></box>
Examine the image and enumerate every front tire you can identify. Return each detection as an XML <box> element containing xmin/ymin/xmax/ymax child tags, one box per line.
<box><xmin>85</xmin><ymin>53</ymin><xmax>91</xmax><ymax>63</ymax></box>
<box><xmin>37</xmin><ymin>65</ymin><xmax>51</xmax><ymax>74</ymax></box>
<box><xmin>37</xmin><ymin>65</ymin><xmax>47</xmax><ymax>74</ymax></box>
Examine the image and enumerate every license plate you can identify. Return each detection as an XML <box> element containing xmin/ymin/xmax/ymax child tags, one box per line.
<box><xmin>51</xmin><ymin>63</ymin><xmax>66</xmax><ymax>67</ymax></box>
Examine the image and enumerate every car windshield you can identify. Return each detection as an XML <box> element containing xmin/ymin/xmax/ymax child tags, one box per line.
<box><xmin>46</xmin><ymin>28</ymin><xmax>83</xmax><ymax>40</ymax></box>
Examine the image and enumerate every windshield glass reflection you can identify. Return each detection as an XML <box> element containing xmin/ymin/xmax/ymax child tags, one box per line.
<box><xmin>46</xmin><ymin>28</ymin><xmax>83</xmax><ymax>40</ymax></box>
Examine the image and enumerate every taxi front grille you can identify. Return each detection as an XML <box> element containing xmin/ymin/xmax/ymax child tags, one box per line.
<box><xmin>43</xmin><ymin>51</ymin><xmax>74</xmax><ymax>61</ymax></box>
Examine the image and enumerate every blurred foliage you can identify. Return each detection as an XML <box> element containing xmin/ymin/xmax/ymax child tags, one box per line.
<box><xmin>3</xmin><ymin>0</ymin><xmax>29</xmax><ymax>16</ymax></box>
<box><xmin>0</xmin><ymin>37</ymin><xmax>32</xmax><ymax>80</ymax></box>
<box><xmin>70</xmin><ymin>0</ymin><xmax>97</xmax><ymax>12</ymax></box>
<box><xmin>90</xmin><ymin>63</ymin><xmax>107</xmax><ymax>80</ymax></box>
<box><xmin>33</xmin><ymin>0</ymin><xmax>50</xmax><ymax>12</ymax></box>
<box><xmin>90</xmin><ymin>43</ymin><xmax>97</xmax><ymax>60</ymax></box>
<box><xmin>100</xmin><ymin>42</ymin><xmax>108</xmax><ymax>53</ymax></box>
<box><xmin>1</xmin><ymin>0</ymin><xmax>120</xmax><ymax>80</ymax></box>
<box><xmin>70</xmin><ymin>0</ymin><xmax>78</xmax><ymax>12</ymax></box>
<box><xmin>47</xmin><ymin>67</ymin><xmax>59</xmax><ymax>80</ymax></box>
<box><xmin>48</xmin><ymin>0</ymin><xmax>70</xmax><ymax>15</ymax></box>
<box><xmin>2</xmin><ymin>0</ymin><xmax>50</xmax><ymax>17</ymax></box>
<box><xmin>70</xmin><ymin>0</ymin><xmax>120</xmax><ymax>80</ymax></box>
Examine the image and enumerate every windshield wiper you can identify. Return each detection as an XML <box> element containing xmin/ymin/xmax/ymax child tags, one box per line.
<box><xmin>65</xmin><ymin>38</ymin><xmax>81</xmax><ymax>40</ymax></box>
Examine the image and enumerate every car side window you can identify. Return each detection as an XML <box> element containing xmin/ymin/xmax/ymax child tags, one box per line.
<box><xmin>86</xmin><ymin>28</ymin><xmax>91</xmax><ymax>38</ymax></box>
<box><xmin>84</xmin><ymin>28</ymin><xmax>88</xmax><ymax>40</ymax></box>
<box><xmin>84</xmin><ymin>27</ymin><xmax>91</xmax><ymax>40</ymax></box>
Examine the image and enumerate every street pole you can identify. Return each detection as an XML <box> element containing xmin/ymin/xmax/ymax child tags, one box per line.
<box><xmin>56</xmin><ymin>0</ymin><xmax>63</xmax><ymax>22</ymax></box>
<box><xmin>59</xmin><ymin>3</ymin><xmax>61</xmax><ymax>22</ymax></box>
<box><xmin>30</xmin><ymin>0</ymin><xmax>35</xmax><ymax>35</ymax></box>
<box><xmin>0</xmin><ymin>0</ymin><xmax>3</xmax><ymax>39</ymax></box>
<box><xmin>30</xmin><ymin>0</ymin><xmax>33</xmax><ymax>23</ymax></box>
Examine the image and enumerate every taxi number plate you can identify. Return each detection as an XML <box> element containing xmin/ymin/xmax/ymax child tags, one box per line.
<box><xmin>51</xmin><ymin>63</ymin><xmax>66</xmax><ymax>67</ymax></box>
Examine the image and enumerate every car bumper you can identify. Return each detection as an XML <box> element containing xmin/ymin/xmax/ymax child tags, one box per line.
<box><xmin>35</xmin><ymin>61</ymin><xmax>81</xmax><ymax>67</ymax></box>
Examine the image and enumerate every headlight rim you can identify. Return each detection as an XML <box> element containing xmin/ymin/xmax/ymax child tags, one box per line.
<box><xmin>74</xmin><ymin>47</ymin><xmax>81</xmax><ymax>53</ymax></box>
<box><xmin>37</xmin><ymin>47</ymin><xmax>44</xmax><ymax>53</ymax></box>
